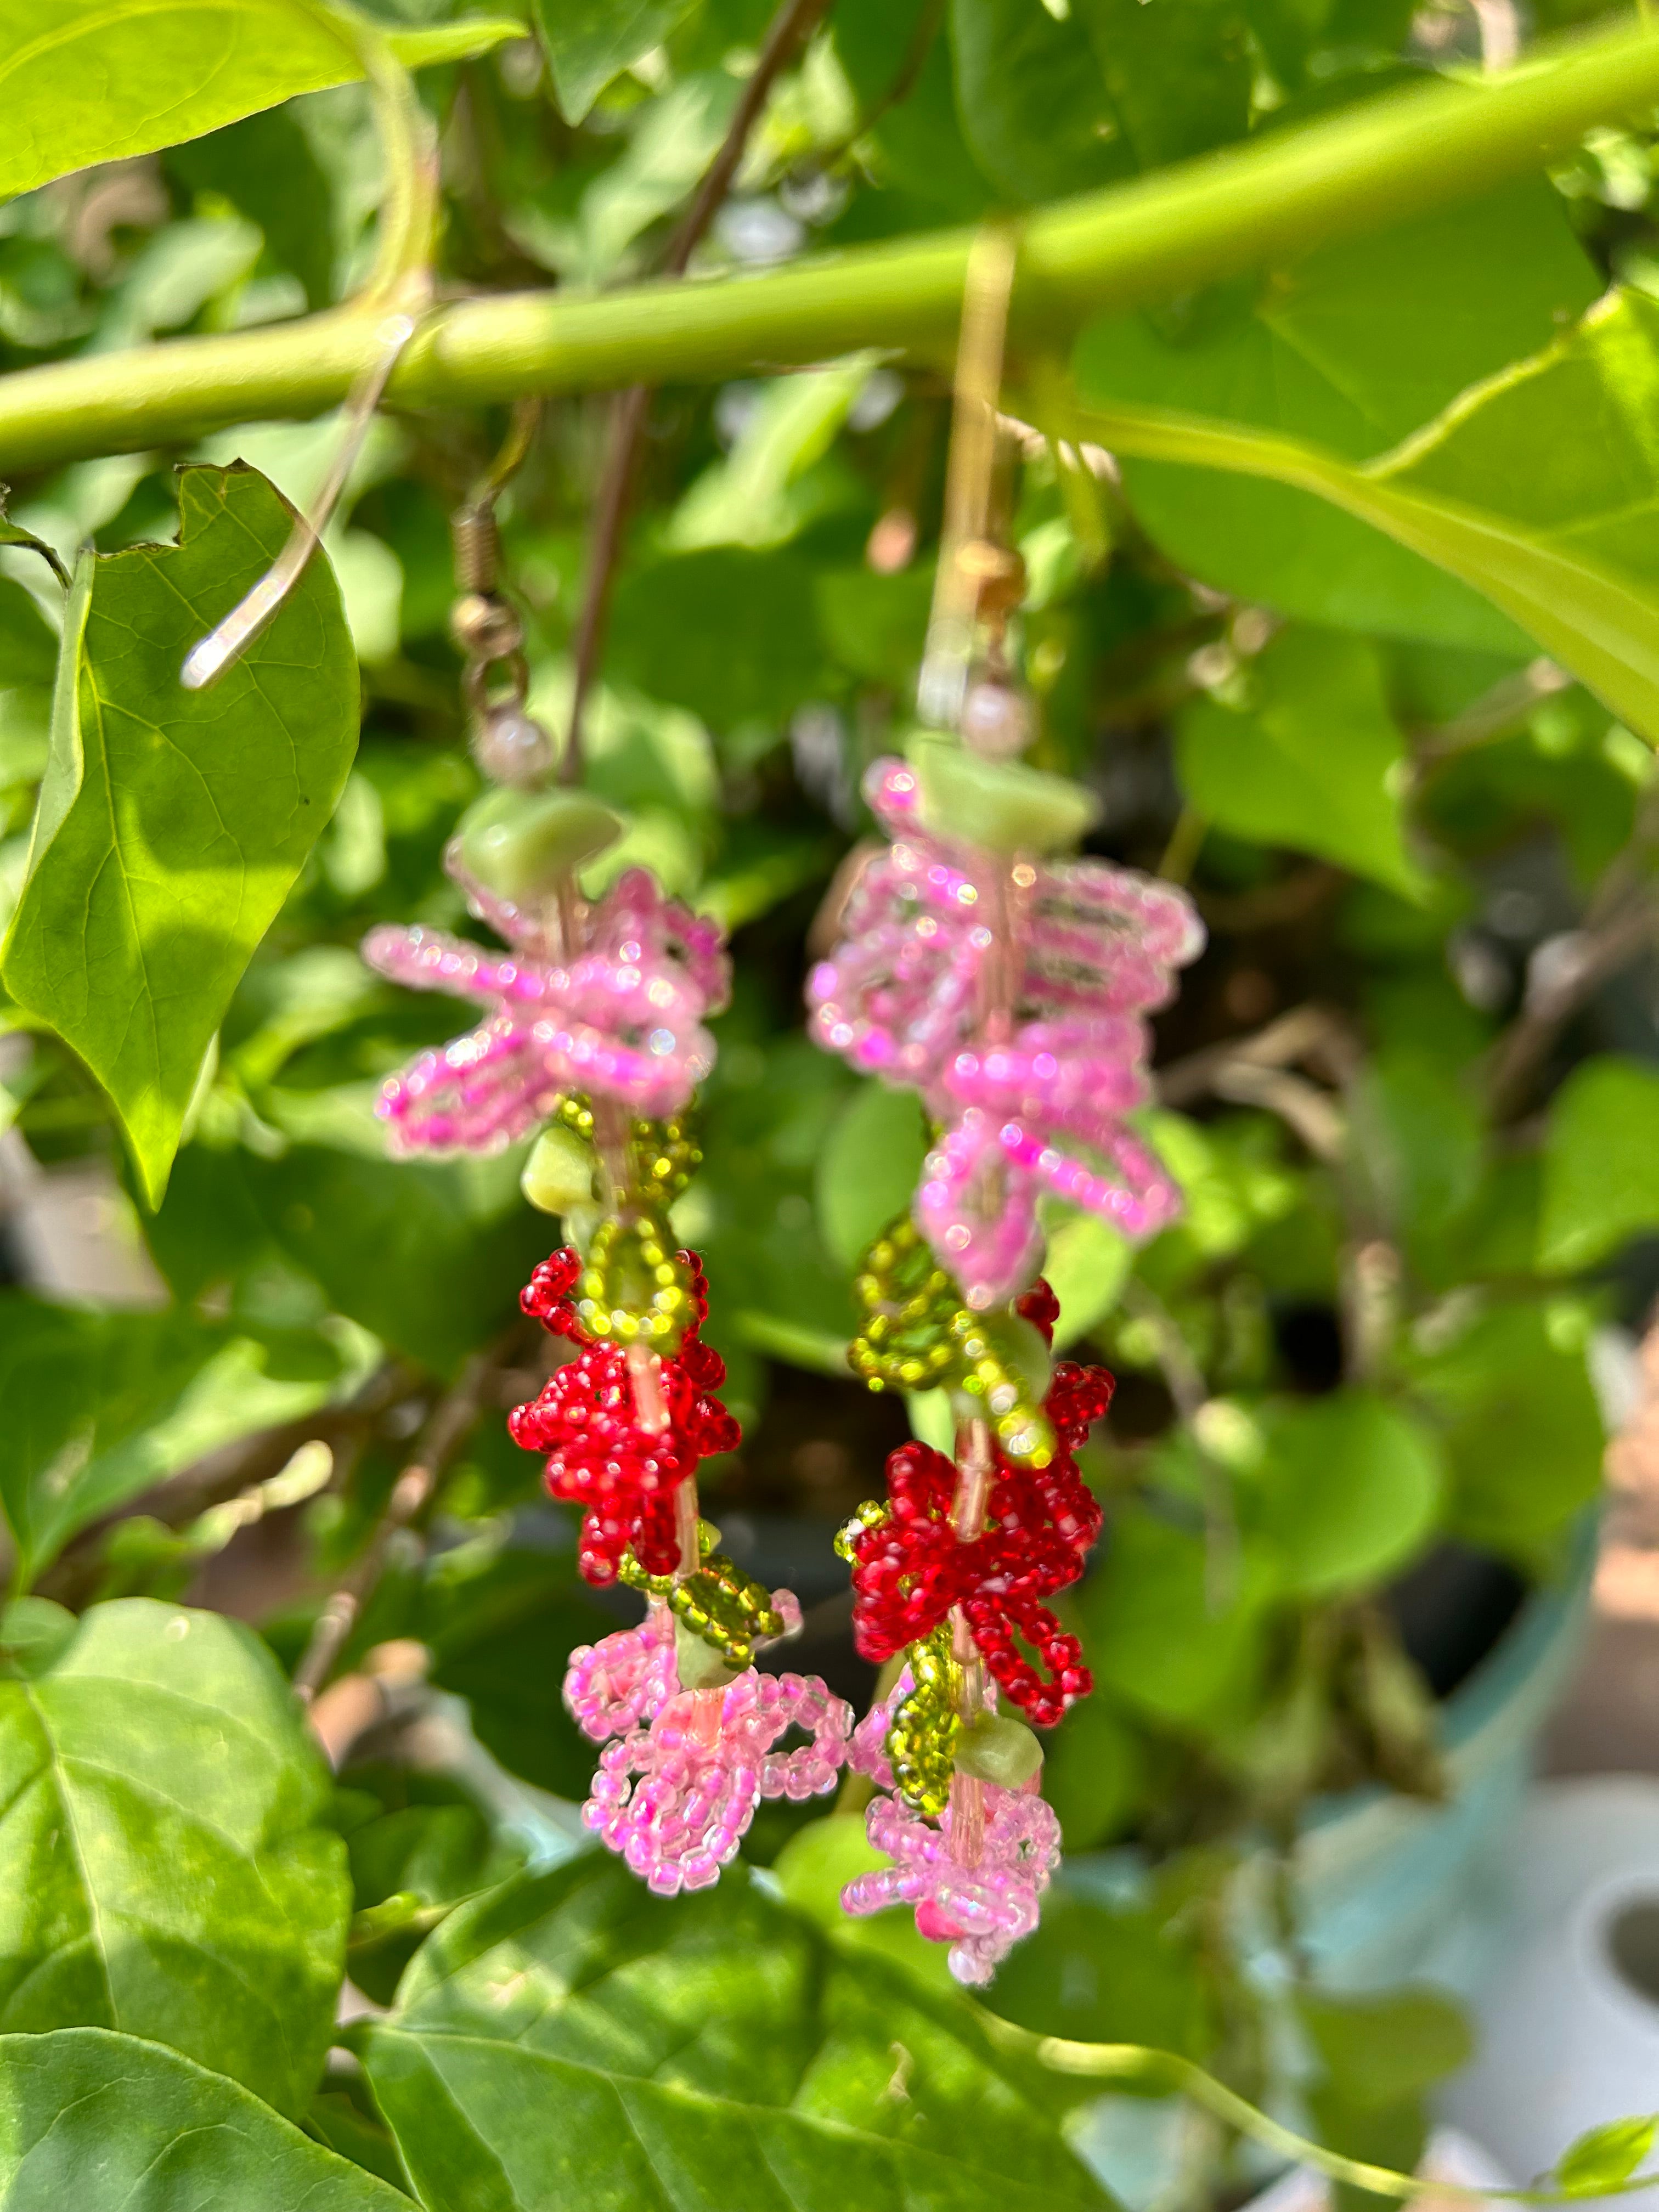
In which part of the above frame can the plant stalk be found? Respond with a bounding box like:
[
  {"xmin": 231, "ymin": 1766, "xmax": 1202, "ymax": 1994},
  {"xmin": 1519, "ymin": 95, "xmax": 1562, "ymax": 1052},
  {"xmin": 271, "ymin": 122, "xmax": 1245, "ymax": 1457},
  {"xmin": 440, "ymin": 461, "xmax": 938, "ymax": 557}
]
[{"xmin": 4, "ymin": 15, "xmax": 1659, "ymax": 472}]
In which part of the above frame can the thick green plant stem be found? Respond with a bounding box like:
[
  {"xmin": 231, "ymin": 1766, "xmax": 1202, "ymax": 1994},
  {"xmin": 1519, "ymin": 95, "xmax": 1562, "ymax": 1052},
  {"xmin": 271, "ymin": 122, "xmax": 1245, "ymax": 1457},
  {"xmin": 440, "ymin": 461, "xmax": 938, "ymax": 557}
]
[{"xmin": 2, "ymin": 12, "xmax": 1659, "ymax": 471}]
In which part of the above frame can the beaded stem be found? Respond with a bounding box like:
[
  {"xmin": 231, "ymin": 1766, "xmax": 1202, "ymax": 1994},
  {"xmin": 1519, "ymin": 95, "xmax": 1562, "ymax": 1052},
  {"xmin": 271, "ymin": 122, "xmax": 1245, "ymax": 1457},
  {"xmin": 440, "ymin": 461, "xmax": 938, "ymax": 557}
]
[{"xmin": 948, "ymin": 1414, "xmax": 994, "ymax": 1866}]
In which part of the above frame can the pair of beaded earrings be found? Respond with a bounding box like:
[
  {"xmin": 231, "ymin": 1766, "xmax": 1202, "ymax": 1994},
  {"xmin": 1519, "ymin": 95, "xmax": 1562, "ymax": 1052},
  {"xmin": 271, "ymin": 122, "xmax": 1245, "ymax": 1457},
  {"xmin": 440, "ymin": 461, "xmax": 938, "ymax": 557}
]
[{"xmin": 361, "ymin": 238, "xmax": 1204, "ymax": 1984}]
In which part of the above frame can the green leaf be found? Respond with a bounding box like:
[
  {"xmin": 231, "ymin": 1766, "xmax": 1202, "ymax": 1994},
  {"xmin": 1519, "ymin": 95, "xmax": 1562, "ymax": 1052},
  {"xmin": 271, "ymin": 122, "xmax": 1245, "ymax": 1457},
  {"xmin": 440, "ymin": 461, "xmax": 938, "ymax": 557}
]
[
  {"xmin": 338, "ymin": 1759, "xmax": 526, "ymax": 2006},
  {"xmin": 834, "ymin": 0, "xmax": 994, "ymax": 220},
  {"xmin": 0, "ymin": 2028, "xmax": 408, "ymax": 2210},
  {"xmin": 815, "ymin": 1079, "xmax": 930, "ymax": 1272},
  {"xmin": 1041, "ymin": 1205, "xmax": 1132, "ymax": 1347},
  {"xmin": 533, "ymin": 0, "xmax": 696, "ymax": 124},
  {"xmin": 417, "ymin": 1541, "xmax": 617, "ymax": 1798},
  {"xmin": 1407, "ymin": 1301, "xmax": 1604, "ymax": 1562},
  {"xmin": 1035, "ymin": 1691, "xmax": 1145, "ymax": 1849},
  {"xmin": 1075, "ymin": 180, "xmax": 1596, "ymax": 651},
  {"xmin": 815, "ymin": 565, "xmax": 934, "ymax": 689},
  {"xmin": 1555, "ymin": 2114, "xmax": 1659, "ymax": 2198},
  {"xmin": 0, "ymin": 574, "xmax": 58, "ymax": 789},
  {"xmin": 0, "ymin": 492, "xmax": 70, "ymax": 590},
  {"xmin": 983, "ymin": 1887, "xmax": 1211, "ymax": 2056},
  {"xmin": 1348, "ymin": 1046, "xmax": 1486, "ymax": 1262},
  {"xmin": 1177, "ymin": 626, "xmax": 1424, "ymax": 895},
  {"xmin": 167, "ymin": 106, "xmax": 338, "ymax": 312},
  {"xmin": 950, "ymin": 0, "xmax": 1132, "ymax": 205},
  {"xmin": 1299, "ymin": 1985, "xmax": 1474, "ymax": 2203},
  {"xmin": 0, "ymin": 1297, "xmax": 224, "ymax": 1583},
  {"xmin": 770, "ymin": 1812, "xmax": 956, "ymax": 1990},
  {"xmin": 0, "ymin": 0, "xmax": 518, "ymax": 204},
  {"xmin": 1299, "ymin": 1986, "xmax": 1474, "ymax": 2109},
  {"xmin": 242, "ymin": 1135, "xmax": 549, "ymax": 1371},
  {"xmin": 386, "ymin": 18, "xmax": 526, "ymax": 69},
  {"xmin": 1079, "ymin": 1505, "xmax": 1276, "ymax": 1724},
  {"xmin": 0, "ymin": 1597, "xmax": 349, "ymax": 2116},
  {"xmin": 2, "ymin": 465, "xmax": 357, "ymax": 1207},
  {"xmin": 1251, "ymin": 1393, "xmax": 1444, "ymax": 1599},
  {"xmin": 1070, "ymin": 0, "xmax": 1253, "ymax": 172},
  {"xmin": 356, "ymin": 1855, "xmax": 1114, "ymax": 2211},
  {"xmin": 608, "ymin": 547, "xmax": 824, "ymax": 737},
  {"xmin": 668, "ymin": 361, "xmax": 875, "ymax": 552},
  {"xmin": 1539, "ymin": 1056, "xmax": 1659, "ymax": 1273}
]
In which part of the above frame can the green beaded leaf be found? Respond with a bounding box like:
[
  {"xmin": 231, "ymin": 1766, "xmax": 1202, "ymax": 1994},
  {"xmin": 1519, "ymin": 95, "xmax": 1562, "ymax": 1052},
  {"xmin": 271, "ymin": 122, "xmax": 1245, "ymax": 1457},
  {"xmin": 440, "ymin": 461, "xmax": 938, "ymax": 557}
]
[
  {"xmin": 0, "ymin": 1598, "xmax": 349, "ymax": 2117},
  {"xmin": 887, "ymin": 1624, "xmax": 963, "ymax": 1817},
  {"xmin": 2, "ymin": 465, "xmax": 358, "ymax": 1207},
  {"xmin": 356, "ymin": 1855, "xmax": 1115, "ymax": 2212},
  {"xmin": 0, "ymin": 2028, "xmax": 410, "ymax": 2210}
]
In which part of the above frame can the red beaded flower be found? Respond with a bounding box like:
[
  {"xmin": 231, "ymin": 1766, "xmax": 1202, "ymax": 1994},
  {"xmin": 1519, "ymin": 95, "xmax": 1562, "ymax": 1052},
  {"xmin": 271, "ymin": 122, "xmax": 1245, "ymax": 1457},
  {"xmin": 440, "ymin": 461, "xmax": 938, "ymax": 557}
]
[
  {"xmin": 840, "ymin": 1359, "xmax": 1113, "ymax": 1728},
  {"xmin": 510, "ymin": 1247, "xmax": 739, "ymax": 1585}
]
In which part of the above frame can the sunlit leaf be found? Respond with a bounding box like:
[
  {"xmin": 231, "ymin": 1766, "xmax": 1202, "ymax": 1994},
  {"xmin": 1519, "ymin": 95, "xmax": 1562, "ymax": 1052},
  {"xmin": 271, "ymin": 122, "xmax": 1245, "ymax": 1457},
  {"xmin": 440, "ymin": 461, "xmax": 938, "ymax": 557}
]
[
  {"xmin": 0, "ymin": 2029, "xmax": 407, "ymax": 2210},
  {"xmin": 0, "ymin": 0, "xmax": 521, "ymax": 202},
  {"xmin": 357, "ymin": 1855, "xmax": 1114, "ymax": 2211},
  {"xmin": 2, "ymin": 465, "xmax": 358, "ymax": 1207},
  {"xmin": 0, "ymin": 1598, "xmax": 349, "ymax": 2116}
]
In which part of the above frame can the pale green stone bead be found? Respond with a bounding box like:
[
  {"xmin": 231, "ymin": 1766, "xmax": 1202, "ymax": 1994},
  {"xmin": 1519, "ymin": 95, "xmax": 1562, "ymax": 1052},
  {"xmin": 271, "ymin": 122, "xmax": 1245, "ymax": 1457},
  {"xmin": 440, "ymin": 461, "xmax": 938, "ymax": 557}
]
[
  {"xmin": 906, "ymin": 730, "xmax": 1099, "ymax": 855},
  {"xmin": 675, "ymin": 1618, "xmax": 741, "ymax": 1690},
  {"xmin": 955, "ymin": 1711, "xmax": 1045, "ymax": 1789},
  {"xmin": 520, "ymin": 1124, "xmax": 597, "ymax": 1215},
  {"xmin": 456, "ymin": 786, "xmax": 624, "ymax": 901}
]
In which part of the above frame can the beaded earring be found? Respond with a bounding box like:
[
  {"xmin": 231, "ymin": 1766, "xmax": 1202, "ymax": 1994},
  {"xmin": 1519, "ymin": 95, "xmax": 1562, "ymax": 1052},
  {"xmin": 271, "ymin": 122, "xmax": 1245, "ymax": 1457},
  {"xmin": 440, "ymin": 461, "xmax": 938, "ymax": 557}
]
[
  {"xmin": 809, "ymin": 229, "xmax": 1205, "ymax": 1984},
  {"xmin": 362, "ymin": 414, "xmax": 851, "ymax": 1897}
]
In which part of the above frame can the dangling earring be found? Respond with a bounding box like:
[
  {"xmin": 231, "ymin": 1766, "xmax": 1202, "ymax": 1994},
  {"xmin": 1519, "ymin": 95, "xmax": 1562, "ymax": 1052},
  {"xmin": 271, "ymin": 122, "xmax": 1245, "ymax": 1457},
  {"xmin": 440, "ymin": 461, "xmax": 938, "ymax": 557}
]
[
  {"xmin": 809, "ymin": 227, "xmax": 1206, "ymax": 1986},
  {"xmin": 360, "ymin": 404, "xmax": 853, "ymax": 1897}
]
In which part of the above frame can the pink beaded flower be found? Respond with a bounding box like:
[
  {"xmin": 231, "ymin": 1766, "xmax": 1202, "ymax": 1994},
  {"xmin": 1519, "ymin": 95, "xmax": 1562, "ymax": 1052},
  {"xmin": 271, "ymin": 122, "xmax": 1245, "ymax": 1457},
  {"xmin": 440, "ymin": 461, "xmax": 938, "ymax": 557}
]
[
  {"xmin": 563, "ymin": 1605, "xmax": 680, "ymax": 1743},
  {"xmin": 842, "ymin": 1673, "xmax": 1060, "ymax": 1986},
  {"xmin": 566, "ymin": 1602, "xmax": 853, "ymax": 1896},
  {"xmin": 808, "ymin": 758, "xmax": 1204, "ymax": 1306},
  {"xmin": 362, "ymin": 862, "xmax": 730, "ymax": 1153}
]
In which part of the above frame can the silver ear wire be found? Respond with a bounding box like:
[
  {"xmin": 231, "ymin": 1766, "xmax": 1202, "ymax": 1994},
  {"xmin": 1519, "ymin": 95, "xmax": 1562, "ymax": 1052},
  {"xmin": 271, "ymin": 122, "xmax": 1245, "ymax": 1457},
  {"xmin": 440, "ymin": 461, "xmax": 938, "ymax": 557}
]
[{"xmin": 180, "ymin": 298, "xmax": 422, "ymax": 691}]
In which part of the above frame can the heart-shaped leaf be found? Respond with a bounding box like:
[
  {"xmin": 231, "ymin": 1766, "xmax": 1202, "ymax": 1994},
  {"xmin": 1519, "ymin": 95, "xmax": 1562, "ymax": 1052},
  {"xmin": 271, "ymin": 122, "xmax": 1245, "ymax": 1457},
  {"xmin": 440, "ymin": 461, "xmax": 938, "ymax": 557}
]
[
  {"xmin": 0, "ymin": 1596, "xmax": 349, "ymax": 2117},
  {"xmin": 357, "ymin": 1854, "xmax": 1114, "ymax": 2211},
  {"xmin": 3, "ymin": 463, "xmax": 358, "ymax": 1205},
  {"xmin": 0, "ymin": 2027, "xmax": 408, "ymax": 2209},
  {"xmin": 1249, "ymin": 1393, "xmax": 1444, "ymax": 1598},
  {"xmin": 0, "ymin": 0, "xmax": 523, "ymax": 202}
]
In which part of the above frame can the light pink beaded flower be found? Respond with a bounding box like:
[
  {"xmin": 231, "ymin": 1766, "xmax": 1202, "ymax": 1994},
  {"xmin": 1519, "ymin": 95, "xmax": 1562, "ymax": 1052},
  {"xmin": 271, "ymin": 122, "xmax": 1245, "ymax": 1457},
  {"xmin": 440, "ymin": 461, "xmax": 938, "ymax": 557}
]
[
  {"xmin": 841, "ymin": 1668, "xmax": 1062, "ymax": 1987},
  {"xmin": 563, "ymin": 1606, "xmax": 680, "ymax": 1742},
  {"xmin": 807, "ymin": 758, "xmax": 1204, "ymax": 1306},
  {"xmin": 563, "ymin": 1598, "xmax": 853, "ymax": 1897},
  {"xmin": 362, "ymin": 861, "xmax": 730, "ymax": 1153}
]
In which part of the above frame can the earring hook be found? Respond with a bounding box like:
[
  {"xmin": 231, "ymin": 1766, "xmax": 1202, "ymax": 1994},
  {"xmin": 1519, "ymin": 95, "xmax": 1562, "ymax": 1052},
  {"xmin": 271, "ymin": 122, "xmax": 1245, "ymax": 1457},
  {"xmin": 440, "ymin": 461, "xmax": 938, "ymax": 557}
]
[
  {"xmin": 917, "ymin": 222, "xmax": 1020, "ymax": 733},
  {"xmin": 180, "ymin": 278, "xmax": 429, "ymax": 692}
]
